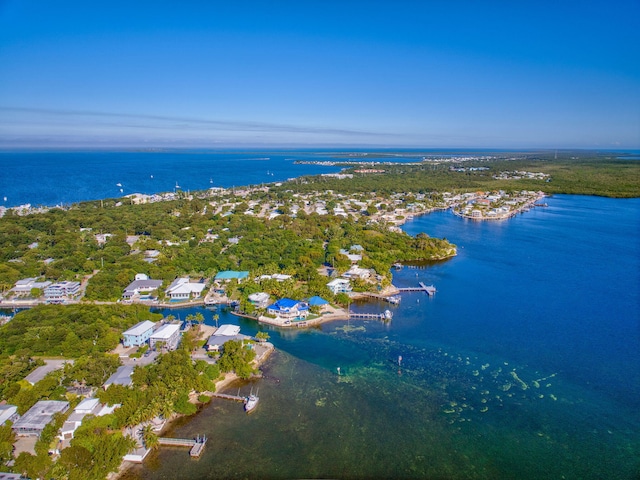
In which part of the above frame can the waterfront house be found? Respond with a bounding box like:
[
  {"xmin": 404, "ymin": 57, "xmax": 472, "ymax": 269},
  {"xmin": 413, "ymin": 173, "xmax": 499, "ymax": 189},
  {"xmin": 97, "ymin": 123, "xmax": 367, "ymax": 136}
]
[
  {"xmin": 342, "ymin": 266, "xmax": 371, "ymax": 280},
  {"xmin": 122, "ymin": 320, "xmax": 155, "ymax": 347},
  {"xmin": 122, "ymin": 274, "xmax": 163, "ymax": 301},
  {"xmin": 248, "ymin": 292, "xmax": 271, "ymax": 308},
  {"xmin": 266, "ymin": 298, "xmax": 309, "ymax": 321},
  {"xmin": 12, "ymin": 400, "xmax": 69, "ymax": 437},
  {"xmin": 165, "ymin": 277, "xmax": 206, "ymax": 301},
  {"xmin": 206, "ymin": 324, "xmax": 250, "ymax": 352},
  {"xmin": 326, "ymin": 278, "xmax": 352, "ymax": 294},
  {"xmin": 44, "ymin": 281, "xmax": 80, "ymax": 303},
  {"xmin": 149, "ymin": 323, "xmax": 181, "ymax": 351}
]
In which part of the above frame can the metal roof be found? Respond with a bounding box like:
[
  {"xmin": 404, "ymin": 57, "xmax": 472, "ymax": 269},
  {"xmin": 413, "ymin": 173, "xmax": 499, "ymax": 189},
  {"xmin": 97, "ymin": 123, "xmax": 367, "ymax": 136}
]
[{"xmin": 122, "ymin": 320, "xmax": 155, "ymax": 337}]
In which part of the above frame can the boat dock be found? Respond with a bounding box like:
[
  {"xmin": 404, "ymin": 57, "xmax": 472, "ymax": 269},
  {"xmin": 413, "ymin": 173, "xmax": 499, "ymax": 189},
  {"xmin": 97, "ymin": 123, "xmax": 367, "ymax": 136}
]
[
  {"xmin": 210, "ymin": 392, "xmax": 246, "ymax": 402},
  {"xmin": 397, "ymin": 282, "xmax": 436, "ymax": 296},
  {"xmin": 349, "ymin": 310, "xmax": 393, "ymax": 320},
  {"xmin": 158, "ymin": 435, "xmax": 207, "ymax": 458}
]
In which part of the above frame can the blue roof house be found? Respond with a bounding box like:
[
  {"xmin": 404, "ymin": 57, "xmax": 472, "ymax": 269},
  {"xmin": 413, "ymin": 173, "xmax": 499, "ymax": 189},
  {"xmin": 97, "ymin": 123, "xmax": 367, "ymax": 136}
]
[{"xmin": 267, "ymin": 298, "xmax": 309, "ymax": 321}]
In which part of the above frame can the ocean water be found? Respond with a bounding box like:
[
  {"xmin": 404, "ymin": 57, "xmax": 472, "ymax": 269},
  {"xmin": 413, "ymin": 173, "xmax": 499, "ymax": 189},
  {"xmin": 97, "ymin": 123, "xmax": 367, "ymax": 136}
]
[
  {"xmin": 0, "ymin": 149, "xmax": 431, "ymax": 207},
  {"xmin": 120, "ymin": 194, "xmax": 640, "ymax": 480}
]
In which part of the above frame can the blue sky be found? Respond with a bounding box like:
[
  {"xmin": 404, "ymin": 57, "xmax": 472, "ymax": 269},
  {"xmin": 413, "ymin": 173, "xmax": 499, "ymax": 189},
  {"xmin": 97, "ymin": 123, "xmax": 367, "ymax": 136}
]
[{"xmin": 0, "ymin": 1, "xmax": 638, "ymax": 148}]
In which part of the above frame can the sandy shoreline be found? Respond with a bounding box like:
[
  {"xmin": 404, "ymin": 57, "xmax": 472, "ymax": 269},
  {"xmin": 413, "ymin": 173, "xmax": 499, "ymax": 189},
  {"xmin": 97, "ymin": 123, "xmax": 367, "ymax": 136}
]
[{"xmin": 110, "ymin": 342, "xmax": 274, "ymax": 479}]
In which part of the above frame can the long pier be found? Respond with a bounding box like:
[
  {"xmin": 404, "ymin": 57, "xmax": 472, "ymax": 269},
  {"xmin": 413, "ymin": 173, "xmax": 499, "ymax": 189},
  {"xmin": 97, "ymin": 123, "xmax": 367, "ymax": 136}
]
[
  {"xmin": 349, "ymin": 310, "xmax": 393, "ymax": 320},
  {"xmin": 397, "ymin": 282, "xmax": 436, "ymax": 296},
  {"xmin": 158, "ymin": 435, "xmax": 207, "ymax": 458},
  {"xmin": 210, "ymin": 392, "xmax": 246, "ymax": 402}
]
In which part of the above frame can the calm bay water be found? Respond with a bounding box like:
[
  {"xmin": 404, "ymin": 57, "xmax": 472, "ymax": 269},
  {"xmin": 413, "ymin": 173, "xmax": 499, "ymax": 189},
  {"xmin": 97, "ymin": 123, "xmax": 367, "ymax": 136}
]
[
  {"xmin": 0, "ymin": 149, "xmax": 433, "ymax": 207},
  {"xmin": 1, "ymin": 151, "xmax": 637, "ymax": 478},
  {"xmin": 121, "ymin": 194, "xmax": 639, "ymax": 480}
]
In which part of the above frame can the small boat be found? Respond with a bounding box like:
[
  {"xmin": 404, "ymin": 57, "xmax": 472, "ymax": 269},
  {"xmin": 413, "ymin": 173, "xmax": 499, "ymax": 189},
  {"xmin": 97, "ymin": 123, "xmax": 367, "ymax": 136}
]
[
  {"xmin": 244, "ymin": 390, "xmax": 259, "ymax": 413},
  {"xmin": 116, "ymin": 182, "xmax": 122, "ymax": 187},
  {"xmin": 386, "ymin": 295, "xmax": 401, "ymax": 305}
]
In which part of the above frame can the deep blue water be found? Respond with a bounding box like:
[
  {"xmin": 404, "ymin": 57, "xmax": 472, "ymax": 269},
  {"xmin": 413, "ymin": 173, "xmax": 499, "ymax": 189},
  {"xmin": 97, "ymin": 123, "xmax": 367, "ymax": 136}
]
[
  {"xmin": 127, "ymin": 194, "xmax": 640, "ymax": 479},
  {"xmin": 1, "ymin": 151, "xmax": 638, "ymax": 477},
  {"xmin": 0, "ymin": 149, "xmax": 430, "ymax": 207}
]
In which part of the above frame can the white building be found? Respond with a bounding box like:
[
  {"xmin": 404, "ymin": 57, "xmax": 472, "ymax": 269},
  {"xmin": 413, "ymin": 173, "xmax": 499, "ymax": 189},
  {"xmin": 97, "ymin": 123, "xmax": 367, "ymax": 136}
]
[
  {"xmin": 122, "ymin": 275, "xmax": 163, "ymax": 301},
  {"xmin": 165, "ymin": 277, "xmax": 206, "ymax": 301},
  {"xmin": 149, "ymin": 323, "xmax": 181, "ymax": 351},
  {"xmin": 248, "ymin": 292, "xmax": 271, "ymax": 308},
  {"xmin": 11, "ymin": 278, "xmax": 51, "ymax": 295},
  {"xmin": 342, "ymin": 266, "xmax": 371, "ymax": 280},
  {"xmin": 205, "ymin": 324, "xmax": 248, "ymax": 352},
  {"xmin": 59, "ymin": 398, "xmax": 102, "ymax": 440},
  {"xmin": 44, "ymin": 281, "xmax": 80, "ymax": 303},
  {"xmin": 327, "ymin": 278, "xmax": 352, "ymax": 294}
]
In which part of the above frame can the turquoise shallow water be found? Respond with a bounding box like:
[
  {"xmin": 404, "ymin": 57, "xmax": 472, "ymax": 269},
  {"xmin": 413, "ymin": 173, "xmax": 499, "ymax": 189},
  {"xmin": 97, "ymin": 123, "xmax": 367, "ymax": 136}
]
[{"xmin": 123, "ymin": 194, "xmax": 639, "ymax": 479}]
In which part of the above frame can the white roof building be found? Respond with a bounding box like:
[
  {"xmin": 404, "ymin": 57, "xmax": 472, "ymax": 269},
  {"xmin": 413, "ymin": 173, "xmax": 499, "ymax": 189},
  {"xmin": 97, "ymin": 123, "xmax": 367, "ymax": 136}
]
[
  {"xmin": 11, "ymin": 278, "xmax": 52, "ymax": 295},
  {"xmin": 248, "ymin": 292, "xmax": 270, "ymax": 308},
  {"xmin": 215, "ymin": 324, "xmax": 241, "ymax": 336},
  {"xmin": 206, "ymin": 324, "xmax": 247, "ymax": 352},
  {"xmin": 165, "ymin": 277, "xmax": 206, "ymax": 300},
  {"xmin": 149, "ymin": 323, "xmax": 181, "ymax": 351},
  {"xmin": 342, "ymin": 266, "xmax": 371, "ymax": 280},
  {"xmin": 327, "ymin": 278, "xmax": 352, "ymax": 294},
  {"xmin": 122, "ymin": 277, "xmax": 163, "ymax": 300}
]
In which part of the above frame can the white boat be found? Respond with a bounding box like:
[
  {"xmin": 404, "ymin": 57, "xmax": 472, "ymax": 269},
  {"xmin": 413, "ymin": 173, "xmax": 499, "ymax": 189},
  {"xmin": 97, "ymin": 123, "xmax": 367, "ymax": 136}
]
[
  {"xmin": 244, "ymin": 390, "xmax": 259, "ymax": 413},
  {"xmin": 386, "ymin": 295, "xmax": 401, "ymax": 305}
]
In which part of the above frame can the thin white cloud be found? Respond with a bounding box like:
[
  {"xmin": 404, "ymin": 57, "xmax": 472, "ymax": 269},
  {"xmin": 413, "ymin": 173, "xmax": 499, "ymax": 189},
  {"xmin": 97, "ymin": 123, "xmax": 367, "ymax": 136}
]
[{"xmin": 0, "ymin": 106, "xmax": 392, "ymax": 138}]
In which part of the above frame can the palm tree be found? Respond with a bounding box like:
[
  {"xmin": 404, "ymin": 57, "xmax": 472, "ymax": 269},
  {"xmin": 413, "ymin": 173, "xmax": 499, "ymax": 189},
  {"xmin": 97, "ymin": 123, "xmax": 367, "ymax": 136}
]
[
  {"xmin": 139, "ymin": 424, "xmax": 159, "ymax": 450},
  {"xmin": 213, "ymin": 314, "xmax": 219, "ymax": 329}
]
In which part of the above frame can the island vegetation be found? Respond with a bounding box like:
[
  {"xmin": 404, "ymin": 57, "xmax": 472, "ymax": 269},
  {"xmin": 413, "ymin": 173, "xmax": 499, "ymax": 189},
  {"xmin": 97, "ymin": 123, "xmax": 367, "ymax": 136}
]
[{"xmin": 0, "ymin": 151, "xmax": 637, "ymax": 478}]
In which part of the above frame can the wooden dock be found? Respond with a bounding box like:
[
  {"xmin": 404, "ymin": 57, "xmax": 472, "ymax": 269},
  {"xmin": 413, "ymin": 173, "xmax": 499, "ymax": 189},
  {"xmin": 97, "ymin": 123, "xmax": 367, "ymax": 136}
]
[
  {"xmin": 158, "ymin": 435, "xmax": 207, "ymax": 458},
  {"xmin": 397, "ymin": 282, "xmax": 436, "ymax": 296},
  {"xmin": 211, "ymin": 392, "xmax": 246, "ymax": 402}
]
